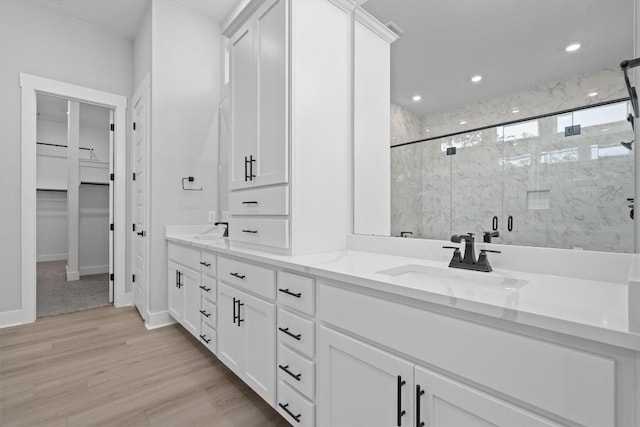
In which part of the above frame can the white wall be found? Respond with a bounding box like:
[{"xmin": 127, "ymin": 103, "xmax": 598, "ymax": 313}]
[
  {"xmin": 148, "ymin": 0, "xmax": 221, "ymax": 315},
  {"xmin": 134, "ymin": 6, "xmax": 152, "ymax": 90},
  {"xmin": 0, "ymin": 0, "xmax": 132, "ymax": 313},
  {"xmin": 79, "ymin": 185, "xmax": 109, "ymax": 275},
  {"xmin": 36, "ymin": 191, "xmax": 68, "ymax": 262}
]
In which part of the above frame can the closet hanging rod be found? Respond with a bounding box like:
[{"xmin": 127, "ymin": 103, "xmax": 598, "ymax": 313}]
[
  {"xmin": 37, "ymin": 188, "xmax": 67, "ymax": 192},
  {"xmin": 37, "ymin": 142, "xmax": 93, "ymax": 152},
  {"xmin": 80, "ymin": 182, "xmax": 109, "ymax": 186}
]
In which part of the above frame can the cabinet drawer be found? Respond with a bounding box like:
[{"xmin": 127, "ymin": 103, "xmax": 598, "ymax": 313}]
[
  {"xmin": 318, "ymin": 283, "xmax": 615, "ymax": 427},
  {"xmin": 277, "ymin": 381, "xmax": 314, "ymax": 427},
  {"xmin": 168, "ymin": 243, "xmax": 200, "ymax": 271},
  {"xmin": 229, "ymin": 186, "xmax": 289, "ymax": 215},
  {"xmin": 278, "ymin": 309, "xmax": 314, "ymax": 358},
  {"xmin": 278, "ymin": 344, "xmax": 315, "ymax": 400},
  {"xmin": 200, "ymin": 251, "xmax": 216, "ymax": 278},
  {"xmin": 229, "ymin": 218, "xmax": 289, "ymax": 249},
  {"xmin": 218, "ymin": 257, "xmax": 276, "ymax": 300},
  {"xmin": 201, "ymin": 299, "xmax": 216, "ymax": 329},
  {"xmin": 198, "ymin": 322, "xmax": 217, "ymax": 354},
  {"xmin": 277, "ymin": 271, "xmax": 315, "ymax": 316},
  {"xmin": 200, "ymin": 275, "xmax": 216, "ymax": 303}
]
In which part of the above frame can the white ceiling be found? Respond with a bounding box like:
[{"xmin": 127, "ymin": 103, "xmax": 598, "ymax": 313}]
[
  {"xmin": 37, "ymin": 94, "xmax": 111, "ymax": 129},
  {"xmin": 20, "ymin": 0, "xmax": 241, "ymax": 39},
  {"xmin": 362, "ymin": 0, "xmax": 634, "ymax": 117}
]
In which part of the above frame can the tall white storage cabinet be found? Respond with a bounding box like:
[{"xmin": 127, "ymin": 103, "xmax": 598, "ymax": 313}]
[{"xmin": 224, "ymin": 0, "xmax": 353, "ymax": 255}]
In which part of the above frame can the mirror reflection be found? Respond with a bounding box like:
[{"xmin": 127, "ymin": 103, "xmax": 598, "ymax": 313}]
[{"xmin": 360, "ymin": 0, "xmax": 636, "ymax": 252}]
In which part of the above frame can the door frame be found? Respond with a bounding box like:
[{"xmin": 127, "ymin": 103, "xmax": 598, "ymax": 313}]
[
  {"xmin": 130, "ymin": 73, "xmax": 151, "ymax": 322},
  {"xmin": 21, "ymin": 73, "xmax": 129, "ymax": 324}
]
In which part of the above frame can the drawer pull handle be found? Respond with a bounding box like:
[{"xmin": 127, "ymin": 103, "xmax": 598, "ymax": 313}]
[
  {"xmin": 199, "ymin": 334, "xmax": 211, "ymax": 344},
  {"xmin": 278, "ymin": 327, "xmax": 301, "ymax": 341},
  {"xmin": 416, "ymin": 384, "xmax": 425, "ymax": 427},
  {"xmin": 199, "ymin": 285, "xmax": 212, "ymax": 292},
  {"xmin": 397, "ymin": 375, "xmax": 406, "ymax": 426},
  {"xmin": 278, "ymin": 288, "xmax": 302, "ymax": 298},
  {"xmin": 200, "ymin": 261, "xmax": 212, "ymax": 267},
  {"xmin": 230, "ymin": 272, "xmax": 246, "ymax": 280},
  {"xmin": 199, "ymin": 310, "xmax": 211, "ymax": 318},
  {"xmin": 242, "ymin": 229, "xmax": 258, "ymax": 234},
  {"xmin": 242, "ymin": 201, "xmax": 259, "ymax": 204},
  {"xmin": 278, "ymin": 364, "xmax": 302, "ymax": 381},
  {"xmin": 278, "ymin": 403, "xmax": 301, "ymax": 423}
]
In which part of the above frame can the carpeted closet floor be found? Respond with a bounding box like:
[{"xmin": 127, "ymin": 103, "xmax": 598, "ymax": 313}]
[{"xmin": 37, "ymin": 260, "xmax": 110, "ymax": 318}]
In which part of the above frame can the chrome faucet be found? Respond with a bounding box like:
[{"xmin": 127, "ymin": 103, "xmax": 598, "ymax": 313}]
[{"xmin": 444, "ymin": 232, "xmax": 500, "ymax": 272}]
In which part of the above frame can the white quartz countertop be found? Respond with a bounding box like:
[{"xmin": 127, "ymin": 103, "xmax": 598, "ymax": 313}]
[{"xmin": 166, "ymin": 232, "xmax": 640, "ymax": 351}]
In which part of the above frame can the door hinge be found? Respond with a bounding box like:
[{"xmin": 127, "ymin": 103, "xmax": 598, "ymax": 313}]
[
  {"xmin": 133, "ymin": 122, "xmax": 136, "ymax": 131},
  {"xmin": 132, "ymin": 274, "xmax": 136, "ymax": 283},
  {"xmin": 110, "ymin": 173, "xmax": 114, "ymax": 181},
  {"xmin": 110, "ymin": 273, "xmax": 114, "ymax": 281},
  {"xmin": 110, "ymin": 223, "xmax": 114, "ymax": 231},
  {"xmin": 110, "ymin": 123, "xmax": 115, "ymax": 132},
  {"xmin": 132, "ymin": 173, "xmax": 136, "ymax": 181},
  {"xmin": 132, "ymin": 224, "xmax": 136, "ymax": 232}
]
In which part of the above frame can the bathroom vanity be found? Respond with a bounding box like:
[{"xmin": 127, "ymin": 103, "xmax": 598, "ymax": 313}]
[{"xmin": 166, "ymin": 230, "xmax": 640, "ymax": 427}]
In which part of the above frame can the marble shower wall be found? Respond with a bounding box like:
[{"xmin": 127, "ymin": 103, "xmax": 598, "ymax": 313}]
[{"xmin": 391, "ymin": 101, "xmax": 635, "ymax": 252}]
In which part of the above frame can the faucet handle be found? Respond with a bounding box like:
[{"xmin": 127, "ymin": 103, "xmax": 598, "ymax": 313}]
[
  {"xmin": 480, "ymin": 249, "xmax": 501, "ymax": 254},
  {"xmin": 442, "ymin": 246, "xmax": 459, "ymax": 249}
]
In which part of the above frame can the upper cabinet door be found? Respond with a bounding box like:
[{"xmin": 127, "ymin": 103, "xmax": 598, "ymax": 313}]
[
  {"xmin": 230, "ymin": 22, "xmax": 257, "ymax": 190},
  {"xmin": 254, "ymin": 0, "xmax": 287, "ymax": 188},
  {"xmin": 229, "ymin": 0, "xmax": 287, "ymax": 191}
]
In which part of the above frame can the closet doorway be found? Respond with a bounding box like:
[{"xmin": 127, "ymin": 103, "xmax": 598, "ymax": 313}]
[
  {"xmin": 35, "ymin": 94, "xmax": 113, "ymax": 317},
  {"xmin": 21, "ymin": 73, "xmax": 128, "ymax": 325}
]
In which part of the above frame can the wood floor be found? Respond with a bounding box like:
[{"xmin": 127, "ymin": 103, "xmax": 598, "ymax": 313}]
[{"xmin": 0, "ymin": 307, "xmax": 290, "ymax": 427}]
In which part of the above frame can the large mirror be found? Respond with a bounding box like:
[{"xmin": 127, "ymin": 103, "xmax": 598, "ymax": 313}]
[{"xmin": 359, "ymin": 0, "xmax": 636, "ymax": 252}]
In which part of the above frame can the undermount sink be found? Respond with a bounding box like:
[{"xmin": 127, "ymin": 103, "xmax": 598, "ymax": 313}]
[{"xmin": 377, "ymin": 264, "xmax": 528, "ymax": 289}]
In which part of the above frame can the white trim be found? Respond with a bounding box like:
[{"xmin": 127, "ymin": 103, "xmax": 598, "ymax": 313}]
[
  {"xmin": 145, "ymin": 310, "xmax": 177, "ymax": 330},
  {"xmin": 222, "ymin": 0, "xmax": 258, "ymax": 37},
  {"xmin": 19, "ymin": 73, "xmax": 130, "ymax": 326},
  {"xmin": 37, "ymin": 254, "xmax": 67, "ymax": 262},
  {"xmin": 0, "ymin": 310, "xmax": 26, "ymax": 329},
  {"xmin": 353, "ymin": 7, "xmax": 399, "ymax": 43},
  {"xmin": 66, "ymin": 265, "xmax": 80, "ymax": 281},
  {"xmin": 79, "ymin": 265, "xmax": 109, "ymax": 276}
]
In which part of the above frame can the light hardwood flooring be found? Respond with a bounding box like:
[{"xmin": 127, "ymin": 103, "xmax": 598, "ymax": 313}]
[{"xmin": 0, "ymin": 306, "xmax": 290, "ymax": 427}]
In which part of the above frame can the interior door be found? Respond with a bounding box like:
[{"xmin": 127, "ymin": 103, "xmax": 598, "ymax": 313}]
[
  {"xmin": 132, "ymin": 76, "xmax": 150, "ymax": 319},
  {"xmin": 317, "ymin": 326, "xmax": 414, "ymax": 427},
  {"xmin": 108, "ymin": 109, "xmax": 114, "ymax": 303}
]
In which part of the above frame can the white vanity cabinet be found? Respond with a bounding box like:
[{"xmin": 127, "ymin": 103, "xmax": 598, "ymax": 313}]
[
  {"xmin": 225, "ymin": 0, "xmax": 395, "ymax": 254},
  {"xmin": 217, "ymin": 257, "xmax": 277, "ymax": 405},
  {"xmin": 167, "ymin": 243, "xmax": 218, "ymax": 352}
]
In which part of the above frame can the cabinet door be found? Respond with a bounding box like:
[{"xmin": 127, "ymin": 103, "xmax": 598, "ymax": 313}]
[
  {"xmin": 318, "ymin": 326, "xmax": 414, "ymax": 427},
  {"xmin": 217, "ymin": 283, "xmax": 243, "ymax": 374},
  {"xmin": 240, "ymin": 290, "xmax": 276, "ymax": 405},
  {"xmin": 230, "ymin": 21, "xmax": 257, "ymax": 190},
  {"xmin": 253, "ymin": 0, "xmax": 287, "ymax": 188},
  {"xmin": 167, "ymin": 262, "xmax": 184, "ymax": 323},
  {"xmin": 414, "ymin": 366, "xmax": 560, "ymax": 427},
  {"xmin": 181, "ymin": 267, "xmax": 201, "ymax": 338}
]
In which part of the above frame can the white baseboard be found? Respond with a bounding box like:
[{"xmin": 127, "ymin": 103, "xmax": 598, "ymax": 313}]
[
  {"xmin": 115, "ymin": 292, "xmax": 132, "ymax": 308},
  {"xmin": 0, "ymin": 309, "xmax": 32, "ymax": 329},
  {"xmin": 37, "ymin": 253, "xmax": 67, "ymax": 262},
  {"xmin": 66, "ymin": 266, "xmax": 80, "ymax": 281},
  {"xmin": 145, "ymin": 310, "xmax": 177, "ymax": 330},
  {"xmin": 79, "ymin": 265, "xmax": 109, "ymax": 276}
]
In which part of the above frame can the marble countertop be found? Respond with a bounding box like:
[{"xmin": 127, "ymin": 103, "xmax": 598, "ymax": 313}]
[{"xmin": 166, "ymin": 231, "xmax": 640, "ymax": 351}]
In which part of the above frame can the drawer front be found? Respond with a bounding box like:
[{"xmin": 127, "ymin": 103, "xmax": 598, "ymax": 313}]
[
  {"xmin": 200, "ymin": 251, "xmax": 216, "ymax": 278},
  {"xmin": 200, "ymin": 275, "xmax": 216, "ymax": 303},
  {"xmin": 277, "ymin": 271, "xmax": 315, "ymax": 316},
  {"xmin": 229, "ymin": 186, "xmax": 289, "ymax": 216},
  {"xmin": 318, "ymin": 283, "xmax": 615, "ymax": 427},
  {"xmin": 218, "ymin": 257, "xmax": 276, "ymax": 300},
  {"xmin": 198, "ymin": 321, "xmax": 217, "ymax": 354},
  {"xmin": 168, "ymin": 243, "xmax": 200, "ymax": 271},
  {"xmin": 228, "ymin": 218, "xmax": 289, "ymax": 249},
  {"xmin": 278, "ymin": 309, "xmax": 315, "ymax": 358},
  {"xmin": 277, "ymin": 381, "xmax": 314, "ymax": 427},
  {"xmin": 278, "ymin": 344, "xmax": 315, "ymax": 400},
  {"xmin": 201, "ymin": 298, "xmax": 216, "ymax": 329}
]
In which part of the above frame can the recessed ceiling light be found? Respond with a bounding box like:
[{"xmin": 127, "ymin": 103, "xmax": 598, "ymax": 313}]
[
  {"xmin": 601, "ymin": 128, "xmax": 609, "ymax": 132},
  {"xmin": 424, "ymin": 128, "xmax": 431, "ymax": 132},
  {"xmin": 412, "ymin": 95, "xmax": 422, "ymax": 102},
  {"xmin": 588, "ymin": 91, "xmax": 598, "ymax": 97},
  {"xmin": 471, "ymin": 75, "xmax": 482, "ymax": 83},
  {"xmin": 565, "ymin": 43, "xmax": 581, "ymax": 52},
  {"xmin": 459, "ymin": 120, "xmax": 467, "ymax": 125},
  {"xmin": 512, "ymin": 108, "xmax": 520, "ymax": 113}
]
